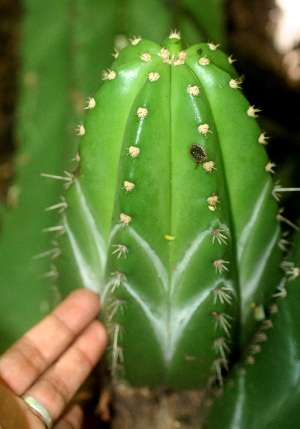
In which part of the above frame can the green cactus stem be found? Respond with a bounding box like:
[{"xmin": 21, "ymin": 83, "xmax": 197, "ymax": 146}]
[{"xmin": 51, "ymin": 31, "xmax": 282, "ymax": 388}]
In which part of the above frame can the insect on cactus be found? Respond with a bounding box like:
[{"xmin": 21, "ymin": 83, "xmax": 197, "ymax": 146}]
[{"xmin": 44, "ymin": 30, "xmax": 284, "ymax": 390}]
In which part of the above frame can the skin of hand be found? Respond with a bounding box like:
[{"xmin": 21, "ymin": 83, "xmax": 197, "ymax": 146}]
[{"xmin": 0, "ymin": 289, "xmax": 108, "ymax": 429}]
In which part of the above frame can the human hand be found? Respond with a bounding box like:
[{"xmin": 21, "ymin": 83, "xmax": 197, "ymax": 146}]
[{"xmin": 0, "ymin": 289, "xmax": 107, "ymax": 428}]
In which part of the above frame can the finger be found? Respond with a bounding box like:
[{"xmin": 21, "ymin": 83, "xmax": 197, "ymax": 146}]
[
  {"xmin": 24, "ymin": 319, "xmax": 107, "ymax": 422},
  {"xmin": 0, "ymin": 289, "xmax": 100, "ymax": 395},
  {"xmin": 54, "ymin": 404, "xmax": 83, "ymax": 429}
]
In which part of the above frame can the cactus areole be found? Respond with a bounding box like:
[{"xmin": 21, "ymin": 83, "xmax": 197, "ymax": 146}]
[{"xmin": 55, "ymin": 32, "xmax": 282, "ymax": 388}]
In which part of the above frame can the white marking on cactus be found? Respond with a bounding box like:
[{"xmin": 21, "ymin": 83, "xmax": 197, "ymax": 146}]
[
  {"xmin": 212, "ymin": 311, "xmax": 233, "ymax": 337},
  {"xmin": 203, "ymin": 161, "xmax": 216, "ymax": 173},
  {"xmin": 174, "ymin": 59, "xmax": 185, "ymax": 66},
  {"xmin": 127, "ymin": 146, "xmax": 140, "ymax": 158},
  {"xmin": 136, "ymin": 107, "xmax": 148, "ymax": 118},
  {"xmin": 148, "ymin": 72, "xmax": 160, "ymax": 82},
  {"xmin": 188, "ymin": 85, "xmax": 200, "ymax": 96},
  {"xmin": 198, "ymin": 123, "xmax": 212, "ymax": 137},
  {"xmin": 229, "ymin": 78, "xmax": 242, "ymax": 89},
  {"xmin": 102, "ymin": 69, "xmax": 116, "ymax": 80},
  {"xmin": 111, "ymin": 271, "xmax": 127, "ymax": 292},
  {"xmin": 107, "ymin": 298, "xmax": 127, "ymax": 321},
  {"xmin": 140, "ymin": 51, "xmax": 151, "ymax": 62},
  {"xmin": 208, "ymin": 42, "xmax": 220, "ymax": 50},
  {"xmin": 213, "ymin": 337, "xmax": 230, "ymax": 367},
  {"xmin": 122, "ymin": 181, "xmax": 135, "ymax": 192},
  {"xmin": 169, "ymin": 29, "xmax": 181, "ymax": 39},
  {"xmin": 129, "ymin": 35, "xmax": 142, "ymax": 45},
  {"xmin": 247, "ymin": 105, "xmax": 261, "ymax": 117},
  {"xmin": 41, "ymin": 172, "xmax": 74, "ymax": 189},
  {"xmin": 111, "ymin": 48, "xmax": 119, "ymax": 58},
  {"xmin": 213, "ymin": 286, "xmax": 233, "ymax": 305},
  {"xmin": 85, "ymin": 97, "xmax": 96, "ymax": 109},
  {"xmin": 228, "ymin": 54, "xmax": 236, "ymax": 64},
  {"xmin": 75, "ymin": 124, "xmax": 85, "ymax": 136},
  {"xmin": 120, "ymin": 213, "xmax": 131, "ymax": 227},
  {"xmin": 199, "ymin": 56, "xmax": 211, "ymax": 65},
  {"xmin": 258, "ymin": 132, "xmax": 269, "ymax": 144},
  {"xmin": 214, "ymin": 259, "xmax": 230, "ymax": 274},
  {"xmin": 160, "ymin": 47, "xmax": 170, "ymax": 60},
  {"xmin": 276, "ymin": 208, "xmax": 299, "ymax": 230},
  {"xmin": 178, "ymin": 50, "xmax": 187, "ymax": 60},
  {"xmin": 45, "ymin": 197, "xmax": 68, "ymax": 213},
  {"xmin": 211, "ymin": 228, "xmax": 228, "ymax": 245},
  {"xmin": 265, "ymin": 161, "xmax": 276, "ymax": 173},
  {"xmin": 207, "ymin": 193, "xmax": 220, "ymax": 209},
  {"xmin": 112, "ymin": 244, "xmax": 128, "ymax": 259},
  {"xmin": 42, "ymin": 225, "xmax": 65, "ymax": 233}
]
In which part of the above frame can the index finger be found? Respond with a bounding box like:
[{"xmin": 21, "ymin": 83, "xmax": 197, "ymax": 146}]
[{"xmin": 0, "ymin": 289, "xmax": 100, "ymax": 395}]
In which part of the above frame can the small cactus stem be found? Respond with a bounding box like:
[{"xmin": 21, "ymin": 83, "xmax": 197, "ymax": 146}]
[
  {"xmin": 45, "ymin": 197, "xmax": 68, "ymax": 213},
  {"xmin": 213, "ymin": 286, "xmax": 233, "ymax": 305},
  {"xmin": 111, "ymin": 244, "xmax": 128, "ymax": 258},
  {"xmin": 75, "ymin": 124, "xmax": 85, "ymax": 136},
  {"xmin": 85, "ymin": 97, "xmax": 96, "ymax": 109},
  {"xmin": 214, "ymin": 259, "xmax": 230, "ymax": 274},
  {"xmin": 247, "ymin": 105, "xmax": 261, "ymax": 118},
  {"xmin": 212, "ymin": 312, "xmax": 233, "ymax": 338}
]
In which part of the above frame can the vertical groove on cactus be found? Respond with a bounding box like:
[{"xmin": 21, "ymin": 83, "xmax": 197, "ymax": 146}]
[{"xmin": 53, "ymin": 32, "xmax": 283, "ymax": 388}]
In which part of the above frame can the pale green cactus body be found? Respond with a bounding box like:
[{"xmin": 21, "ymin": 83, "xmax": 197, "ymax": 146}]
[{"xmin": 54, "ymin": 33, "xmax": 282, "ymax": 388}]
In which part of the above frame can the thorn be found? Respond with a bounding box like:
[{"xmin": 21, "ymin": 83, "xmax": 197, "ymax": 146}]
[
  {"xmin": 213, "ymin": 337, "xmax": 230, "ymax": 367},
  {"xmin": 276, "ymin": 209, "xmax": 299, "ymax": 231},
  {"xmin": 45, "ymin": 197, "xmax": 68, "ymax": 213},
  {"xmin": 126, "ymin": 146, "xmax": 140, "ymax": 159},
  {"xmin": 122, "ymin": 181, "xmax": 135, "ymax": 193},
  {"xmin": 107, "ymin": 298, "xmax": 127, "ymax": 321},
  {"xmin": 247, "ymin": 105, "xmax": 261, "ymax": 118},
  {"xmin": 212, "ymin": 311, "xmax": 233, "ymax": 337},
  {"xmin": 110, "ymin": 271, "xmax": 127, "ymax": 292},
  {"xmin": 140, "ymin": 51, "xmax": 151, "ymax": 62},
  {"xmin": 198, "ymin": 123, "xmax": 212, "ymax": 137},
  {"xmin": 111, "ymin": 48, "xmax": 119, "ymax": 58},
  {"xmin": 119, "ymin": 213, "xmax": 131, "ymax": 227},
  {"xmin": 272, "ymin": 284, "xmax": 287, "ymax": 298},
  {"xmin": 40, "ymin": 264, "xmax": 59, "ymax": 280},
  {"xmin": 160, "ymin": 47, "xmax": 170, "ymax": 60},
  {"xmin": 272, "ymin": 184, "xmax": 300, "ymax": 201},
  {"xmin": 85, "ymin": 97, "xmax": 96, "ymax": 109},
  {"xmin": 129, "ymin": 35, "xmax": 142, "ymax": 45},
  {"xmin": 212, "ymin": 358, "xmax": 227, "ymax": 386},
  {"xmin": 208, "ymin": 42, "xmax": 220, "ymax": 50},
  {"xmin": 214, "ymin": 259, "xmax": 230, "ymax": 274},
  {"xmin": 42, "ymin": 225, "xmax": 65, "ymax": 233},
  {"xmin": 258, "ymin": 133, "xmax": 269, "ymax": 145},
  {"xmin": 178, "ymin": 50, "xmax": 187, "ymax": 60},
  {"xmin": 41, "ymin": 171, "xmax": 74, "ymax": 189},
  {"xmin": 229, "ymin": 77, "xmax": 243, "ymax": 89},
  {"xmin": 278, "ymin": 237, "xmax": 291, "ymax": 252},
  {"xmin": 207, "ymin": 193, "xmax": 220, "ymax": 210},
  {"xmin": 203, "ymin": 161, "xmax": 216, "ymax": 173},
  {"xmin": 213, "ymin": 286, "xmax": 233, "ymax": 305},
  {"xmin": 188, "ymin": 85, "xmax": 200, "ymax": 96},
  {"xmin": 211, "ymin": 228, "xmax": 228, "ymax": 245},
  {"xmin": 33, "ymin": 248, "xmax": 61, "ymax": 260},
  {"xmin": 102, "ymin": 69, "xmax": 116, "ymax": 80},
  {"xmin": 286, "ymin": 265, "xmax": 300, "ymax": 280},
  {"xmin": 148, "ymin": 72, "xmax": 160, "ymax": 82},
  {"xmin": 228, "ymin": 54, "xmax": 237, "ymax": 64},
  {"xmin": 169, "ymin": 29, "xmax": 181, "ymax": 39},
  {"xmin": 136, "ymin": 107, "xmax": 148, "ymax": 118},
  {"xmin": 199, "ymin": 55, "xmax": 211, "ymax": 65},
  {"xmin": 112, "ymin": 244, "xmax": 128, "ymax": 258},
  {"xmin": 265, "ymin": 161, "xmax": 276, "ymax": 173},
  {"xmin": 75, "ymin": 124, "xmax": 85, "ymax": 136}
]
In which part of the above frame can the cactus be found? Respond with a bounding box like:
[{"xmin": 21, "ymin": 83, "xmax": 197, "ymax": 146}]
[{"xmin": 48, "ymin": 31, "xmax": 284, "ymax": 390}]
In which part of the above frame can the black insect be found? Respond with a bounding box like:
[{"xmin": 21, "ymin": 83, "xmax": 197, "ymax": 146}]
[
  {"xmin": 197, "ymin": 48, "xmax": 203, "ymax": 55},
  {"xmin": 189, "ymin": 144, "xmax": 207, "ymax": 168}
]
